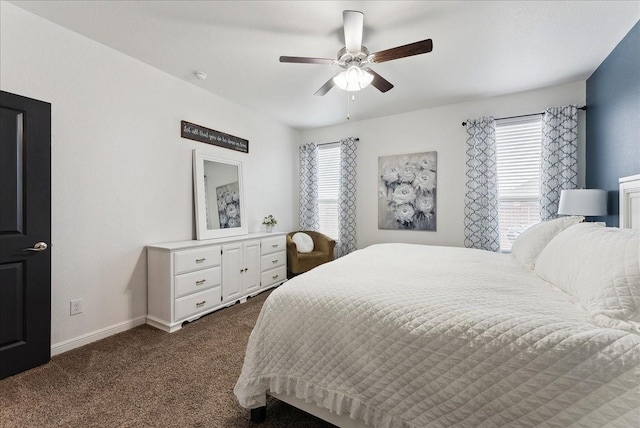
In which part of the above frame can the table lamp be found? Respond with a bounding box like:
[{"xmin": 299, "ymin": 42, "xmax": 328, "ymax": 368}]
[{"xmin": 558, "ymin": 189, "xmax": 607, "ymax": 216}]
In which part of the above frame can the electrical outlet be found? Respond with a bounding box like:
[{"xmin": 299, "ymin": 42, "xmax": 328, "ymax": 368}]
[{"xmin": 70, "ymin": 299, "xmax": 83, "ymax": 315}]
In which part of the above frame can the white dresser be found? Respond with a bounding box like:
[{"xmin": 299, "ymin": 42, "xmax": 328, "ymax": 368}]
[{"xmin": 147, "ymin": 232, "xmax": 286, "ymax": 332}]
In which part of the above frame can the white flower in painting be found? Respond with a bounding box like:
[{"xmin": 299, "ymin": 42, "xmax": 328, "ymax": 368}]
[
  {"xmin": 219, "ymin": 213, "xmax": 228, "ymax": 226},
  {"xmin": 379, "ymin": 184, "xmax": 389, "ymax": 199},
  {"xmin": 398, "ymin": 164, "xmax": 417, "ymax": 182},
  {"xmin": 392, "ymin": 183, "xmax": 416, "ymax": 205},
  {"xmin": 417, "ymin": 153, "xmax": 436, "ymax": 171},
  {"xmin": 413, "ymin": 170, "xmax": 436, "ymax": 192},
  {"xmin": 415, "ymin": 194, "xmax": 434, "ymax": 213},
  {"xmin": 397, "ymin": 156, "xmax": 412, "ymax": 167},
  {"xmin": 227, "ymin": 216, "xmax": 240, "ymax": 228},
  {"xmin": 231, "ymin": 189, "xmax": 239, "ymax": 202},
  {"xmin": 381, "ymin": 166, "xmax": 400, "ymax": 183},
  {"xmin": 217, "ymin": 197, "xmax": 227, "ymax": 210},
  {"xmin": 226, "ymin": 203, "xmax": 238, "ymax": 218},
  {"xmin": 224, "ymin": 190, "xmax": 233, "ymax": 203},
  {"xmin": 216, "ymin": 188, "xmax": 224, "ymax": 198},
  {"xmin": 394, "ymin": 204, "xmax": 415, "ymax": 223}
]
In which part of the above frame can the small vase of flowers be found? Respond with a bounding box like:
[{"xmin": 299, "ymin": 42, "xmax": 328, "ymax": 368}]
[{"xmin": 262, "ymin": 214, "xmax": 277, "ymax": 233}]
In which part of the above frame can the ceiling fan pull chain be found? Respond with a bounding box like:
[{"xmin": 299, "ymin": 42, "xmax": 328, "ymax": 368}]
[{"xmin": 347, "ymin": 91, "xmax": 351, "ymax": 120}]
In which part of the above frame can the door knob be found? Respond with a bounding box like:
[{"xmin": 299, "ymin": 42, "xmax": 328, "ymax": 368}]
[{"xmin": 23, "ymin": 241, "xmax": 48, "ymax": 252}]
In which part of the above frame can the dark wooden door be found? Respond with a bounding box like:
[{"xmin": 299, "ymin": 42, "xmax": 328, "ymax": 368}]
[{"xmin": 0, "ymin": 91, "xmax": 51, "ymax": 379}]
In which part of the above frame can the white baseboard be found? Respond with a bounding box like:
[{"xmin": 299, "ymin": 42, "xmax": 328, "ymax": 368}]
[{"xmin": 51, "ymin": 315, "xmax": 147, "ymax": 356}]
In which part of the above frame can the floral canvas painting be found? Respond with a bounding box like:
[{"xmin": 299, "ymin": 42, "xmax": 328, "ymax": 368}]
[
  {"xmin": 378, "ymin": 152, "xmax": 437, "ymax": 231},
  {"xmin": 216, "ymin": 182, "xmax": 241, "ymax": 229}
]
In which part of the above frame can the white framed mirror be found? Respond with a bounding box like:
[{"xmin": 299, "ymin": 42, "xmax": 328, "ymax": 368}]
[{"xmin": 193, "ymin": 150, "xmax": 248, "ymax": 240}]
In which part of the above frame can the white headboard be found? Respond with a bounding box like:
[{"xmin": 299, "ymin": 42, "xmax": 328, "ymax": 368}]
[{"xmin": 619, "ymin": 174, "xmax": 640, "ymax": 229}]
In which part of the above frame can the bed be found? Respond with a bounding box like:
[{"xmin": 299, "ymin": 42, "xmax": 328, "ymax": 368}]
[{"xmin": 234, "ymin": 181, "xmax": 640, "ymax": 427}]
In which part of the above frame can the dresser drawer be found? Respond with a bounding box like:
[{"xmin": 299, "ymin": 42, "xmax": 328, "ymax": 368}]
[
  {"xmin": 261, "ymin": 236, "xmax": 285, "ymax": 255},
  {"xmin": 261, "ymin": 266, "xmax": 286, "ymax": 288},
  {"xmin": 174, "ymin": 266, "xmax": 221, "ymax": 298},
  {"xmin": 261, "ymin": 251, "xmax": 285, "ymax": 270},
  {"xmin": 174, "ymin": 287, "xmax": 221, "ymax": 321},
  {"xmin": 174, "ymin": 246, "xmax": 221, "ymax": 274}
]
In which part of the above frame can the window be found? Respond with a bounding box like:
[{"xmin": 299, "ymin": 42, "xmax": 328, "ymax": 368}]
[
  {"xmin": 495, "ymin": 116, "xmax": 542, "ymax": 252},
  {"xmin": 317, "ymin": 143, "xmax": 340, "ymax": 240}
]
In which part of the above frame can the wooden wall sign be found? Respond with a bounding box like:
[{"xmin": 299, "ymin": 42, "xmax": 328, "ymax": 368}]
[{"xmin": 181, "ymin": 121, "xmax": 249, "ymax": 153}]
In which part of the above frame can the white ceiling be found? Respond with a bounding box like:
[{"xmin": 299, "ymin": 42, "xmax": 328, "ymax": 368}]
[{"xmin": 8, "ymin": 1, "xmax": 640, "ymax": 130}]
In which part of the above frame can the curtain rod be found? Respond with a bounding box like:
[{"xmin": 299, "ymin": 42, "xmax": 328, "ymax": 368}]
[
  {"xmin": 317, "ymin": 138, "xmax": 359, "ymax": 146},
  {"xmin": 461, "ymin": 106, "xmax": 587, "ymax": 127}
]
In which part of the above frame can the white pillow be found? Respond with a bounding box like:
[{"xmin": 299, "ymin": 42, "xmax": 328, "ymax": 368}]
[
  {"xmin": 534, "ymin": 223, "xmax": 640, "ymax": 332},
  {"xmin": 510, "ymin": 216, "xmax": 584, "ymax": 270},
  {"xmin": 292, "ymin": 232, "xmax": 314, "ymax": 253}
]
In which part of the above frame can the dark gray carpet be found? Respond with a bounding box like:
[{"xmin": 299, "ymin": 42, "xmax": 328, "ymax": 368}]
[{"xmin": 0, "ymin": 290, "xmax": 334, "ymax": 427}]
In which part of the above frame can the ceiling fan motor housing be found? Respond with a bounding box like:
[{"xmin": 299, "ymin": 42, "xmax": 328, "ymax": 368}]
[{"xmin": 337, "ymin": 46, "xmax": 370, "ymax": 70}]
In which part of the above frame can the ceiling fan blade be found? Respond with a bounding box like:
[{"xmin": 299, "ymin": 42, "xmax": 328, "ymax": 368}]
[
  {"xmin": 370, "ymin": 39, "xmax": 433, "ymax": 63},
  {"xmin": 367, "ymin": 69, "xmax": 394, "ymax": 93},
  {"xmin": 314, "ymin": 73, "xmax": 341, "ymax": 96},
  {"xmin": 343, "ymin": 10, "xmax": 364, "ymax": 53},
  {"xmin": 280, "ymin": 56, "xmax": 335, "ymax": 65}
]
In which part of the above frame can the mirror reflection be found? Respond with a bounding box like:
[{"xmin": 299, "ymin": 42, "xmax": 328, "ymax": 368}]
[
  {"xmin": 193, "ymin": 150, "xmax": 247, "ymax": 240},
  {"xmin": 204, "ymin": 160, "xmax": 241, "ymax": 230}
]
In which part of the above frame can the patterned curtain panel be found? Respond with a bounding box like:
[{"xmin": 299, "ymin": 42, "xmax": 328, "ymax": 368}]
[
  {"xmin": 540, "ymin": 105, "xmax": 578, "ymax": 221},
  {"xmin": 299, "ymin": 143, "xmax": 320, "ymax": 230},
  {"xmin": 464, "ymin": 117, "xmax": 500, "ymax": 252},
  {"xmin": 337, "ymin": 137, "xmax": 357, "ymax": 257}
]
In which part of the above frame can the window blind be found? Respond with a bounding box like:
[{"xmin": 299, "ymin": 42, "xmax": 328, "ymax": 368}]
[
  {"xmin": 317, "ymin": 144, "xmax": 340, "ymax": 240},
  {"xmin": 495, "ymin": 116, "xmax": 542, "ymax": 251}
]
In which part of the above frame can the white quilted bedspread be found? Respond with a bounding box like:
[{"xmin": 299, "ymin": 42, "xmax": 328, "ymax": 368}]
[{"xmin": 234, "ymin": 244, "xmax": 640, "ymax": 427}]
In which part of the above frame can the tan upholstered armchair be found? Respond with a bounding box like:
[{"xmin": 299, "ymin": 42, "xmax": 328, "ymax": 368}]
[{"xmin": 286, "ymin": 231, "xmax": 336, "ymax": 277}]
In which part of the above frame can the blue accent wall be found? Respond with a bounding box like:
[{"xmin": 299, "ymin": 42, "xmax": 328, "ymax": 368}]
[{"xmin": 586, "ymin": 21, "xmax": 640, "ymax": 226}]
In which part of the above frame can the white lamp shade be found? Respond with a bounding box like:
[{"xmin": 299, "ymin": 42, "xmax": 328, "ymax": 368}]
[
  {"xmin": 558, "ymin": 189, "xmax": 607, "ymax": 216},
  {"xmin": 333, "ymin": 66, "xmax": 373, "ymax": 91}
]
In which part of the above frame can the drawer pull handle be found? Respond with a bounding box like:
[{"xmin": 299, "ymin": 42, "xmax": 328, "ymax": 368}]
[
  {"xmin": 272, "ymin": 259, "xmax": 278, "ymax": 264},
  {"xmin": 272, "ymin": 274, "xmax": 279, "ymax": 280},
  {"xmin": 195, "ymin": 258, "xmax": 206, "ymax": 263},
  {"xmin": 196, "ymin": 300, "xmax": 206, "ymax": 307},
  {"xmin": 195, "ymin": 279, "xmax": 206, "ymax": 285},
  {"xmin": 272, "ymin": 244, "xmax": 278, "ymax": 248}
]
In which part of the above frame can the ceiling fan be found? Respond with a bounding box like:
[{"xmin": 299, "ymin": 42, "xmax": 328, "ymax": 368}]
[{"xmin": 280, "ymin": 10, "xmax": 433, "ymax": 96}]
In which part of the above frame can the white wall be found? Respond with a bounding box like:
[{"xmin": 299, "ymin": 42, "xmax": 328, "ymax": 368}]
[
  {"xmin": 0, "ymin": 3, "xmax": 299, "ymax": 352},
  {"xmin": 300, "ymin": 81, "xmax": 586, "ymax": 249},
  {"xmin": 0, "ymin": 3, "xmax": 588, "ymax": 353}
]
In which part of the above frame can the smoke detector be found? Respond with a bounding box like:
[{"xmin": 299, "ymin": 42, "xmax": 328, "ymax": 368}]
[{"xmin": 194, "ymin": 71, "xmax": 207, "ymax": 81}]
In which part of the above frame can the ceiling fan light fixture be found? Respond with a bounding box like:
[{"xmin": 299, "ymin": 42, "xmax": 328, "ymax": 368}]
[{"xmin": 333, "ymin": 66, "xmax": 373, "ymax": 91}]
